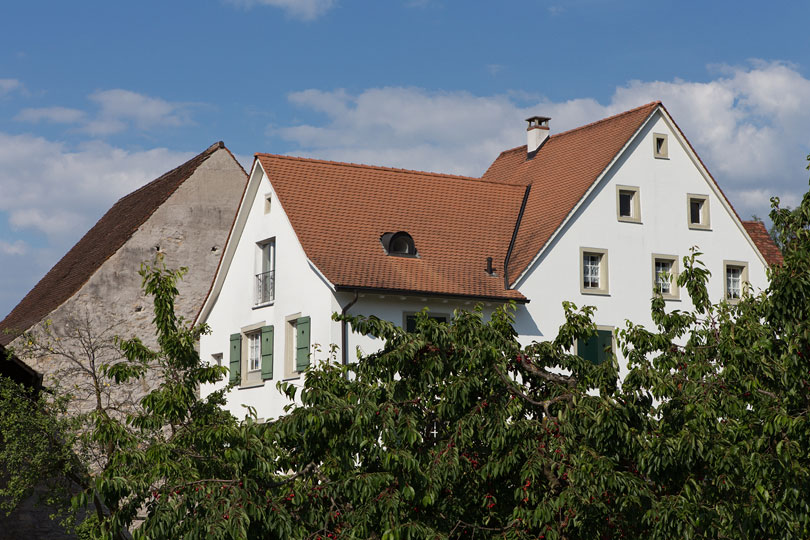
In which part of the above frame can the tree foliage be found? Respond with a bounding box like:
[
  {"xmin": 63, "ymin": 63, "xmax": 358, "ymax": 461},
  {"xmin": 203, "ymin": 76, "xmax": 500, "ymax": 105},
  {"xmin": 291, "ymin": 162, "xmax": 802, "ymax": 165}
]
[{"xmin": 7, "ymin": 176, "xmax": 810, "ymax": 538}]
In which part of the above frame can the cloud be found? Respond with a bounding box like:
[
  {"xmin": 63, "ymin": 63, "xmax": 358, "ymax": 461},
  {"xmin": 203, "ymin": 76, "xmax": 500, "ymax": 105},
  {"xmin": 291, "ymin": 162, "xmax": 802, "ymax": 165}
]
[
  {"xmin": 0, "ymin": 79, "xmax": 22, "ymax": 97},
  {"xmin": 277, "ymin": 61, "xmax": 810, "ymax": 221},
  {"xmin": 0, "ymin": 133, "xmax": 193, "ymax": 240},
  {"xmin": 15, "ymin": 106, "xmax": 85, "ymax": 124},
  {"xmin": 0, "ymin": 239, "xmax": 25, "ymax": 255},
  {"xmin": 223, "ymin": 0, "xmax": 335, "ymax": 20},
  {"xmin": 82, "ymin": 89, "xmax": 192, "ymax": 135}
]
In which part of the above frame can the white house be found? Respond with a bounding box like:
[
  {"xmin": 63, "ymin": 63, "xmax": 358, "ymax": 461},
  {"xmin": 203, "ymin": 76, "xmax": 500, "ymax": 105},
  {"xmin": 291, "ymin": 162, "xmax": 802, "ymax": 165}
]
[{"xmin": 196, "ymin": 102, "xmax": 782, "ymax": 421}]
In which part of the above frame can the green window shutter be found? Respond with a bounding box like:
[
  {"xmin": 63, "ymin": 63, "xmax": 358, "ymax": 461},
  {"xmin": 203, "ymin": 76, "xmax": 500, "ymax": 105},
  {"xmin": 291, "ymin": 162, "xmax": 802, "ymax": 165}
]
[
  {"xmin": 229, "ymin": 333, "xmax": 241, "ymax": 383},
  {"xmin": 296, "ymin": 316, "xmax": 311, "ymax": 372},
  {"xmin": 577, "ymin": 329, "xmax": 613, "ymax": 365},
  {"xmin": 597, "ymin": 330, "xmax": 613, "ymax": 364},
  {"xmin": 261, "ymin": 325, "xmax": 274, "ymax": 380}
]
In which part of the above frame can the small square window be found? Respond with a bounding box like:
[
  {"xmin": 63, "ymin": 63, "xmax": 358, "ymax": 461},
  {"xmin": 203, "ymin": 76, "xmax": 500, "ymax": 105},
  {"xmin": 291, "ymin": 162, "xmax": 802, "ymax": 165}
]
[
  {"xmin": 687, "ymin": 194, "xmax": 711, "ymax": 230},
  {"xmin": 652, "ymin": 254, "xmax": 679, "ymax": 300},
  {"xmin": 580, "ymin": 247, "xmax": 609, "ymax": 295},
  {"xmin": 723, "ymin": 261, "xmax": 749, "ymax": 303},
  {"xmin": 616, "ymin": 185, "xmax": 641, "ymax": 223},
  {"xmin": 653, "ymin": 133, "xmax": 669, "ymax": 159}
]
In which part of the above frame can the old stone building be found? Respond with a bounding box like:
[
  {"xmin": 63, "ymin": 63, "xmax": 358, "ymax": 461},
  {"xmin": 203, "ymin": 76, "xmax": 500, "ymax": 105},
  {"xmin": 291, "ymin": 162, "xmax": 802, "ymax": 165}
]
[{"xmin": 0, "ymin": 141, "xmax": 247, "ymax": 538}]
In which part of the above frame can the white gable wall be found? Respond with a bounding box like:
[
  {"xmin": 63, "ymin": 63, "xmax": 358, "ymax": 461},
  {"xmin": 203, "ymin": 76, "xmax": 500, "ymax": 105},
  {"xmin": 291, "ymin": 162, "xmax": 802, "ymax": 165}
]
[
  {"xmin": 514, "ymin": 110, "xmax": 768, "ymax": 376},
  {"xmin": 199, "ymin": 164, "xmax": 339, "ymax": 420}
]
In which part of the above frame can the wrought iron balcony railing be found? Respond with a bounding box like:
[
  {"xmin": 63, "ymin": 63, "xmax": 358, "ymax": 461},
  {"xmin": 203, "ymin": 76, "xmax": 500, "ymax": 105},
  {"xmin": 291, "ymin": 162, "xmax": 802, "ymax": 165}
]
[{"xmin": 254, "ymin": 270, "xmax": 275, "ymax": 305}]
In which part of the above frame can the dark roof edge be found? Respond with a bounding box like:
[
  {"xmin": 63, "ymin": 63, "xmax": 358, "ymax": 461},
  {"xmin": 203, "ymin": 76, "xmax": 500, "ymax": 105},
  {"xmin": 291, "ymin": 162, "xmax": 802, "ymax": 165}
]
[{"xmin": 335, "ymin": 285, "xmax": 529, "ymax": 304}]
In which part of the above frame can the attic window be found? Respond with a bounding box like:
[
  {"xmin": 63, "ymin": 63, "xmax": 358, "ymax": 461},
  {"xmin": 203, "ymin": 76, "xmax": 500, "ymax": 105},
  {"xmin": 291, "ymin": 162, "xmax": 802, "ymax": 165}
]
[
  {"xmin": 381, "ymin": 231, "xmax": 417, "ymax": 257},
  {"xmin": 653, "ymin": 133, "xmax": 668, "ymax": 159}
]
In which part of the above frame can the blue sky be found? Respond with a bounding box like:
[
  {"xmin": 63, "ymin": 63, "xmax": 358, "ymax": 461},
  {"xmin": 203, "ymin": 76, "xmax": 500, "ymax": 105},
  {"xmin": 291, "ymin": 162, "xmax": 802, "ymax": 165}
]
[{"xmin": 2, "ymin": 0, "xmax": 810, "ymax": 317}]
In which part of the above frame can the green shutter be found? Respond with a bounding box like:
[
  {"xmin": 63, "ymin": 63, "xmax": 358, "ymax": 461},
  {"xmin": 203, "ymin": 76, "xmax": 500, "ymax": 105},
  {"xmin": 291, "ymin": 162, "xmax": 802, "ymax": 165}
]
[
  {"xmin": 261, "ymin": 325, "xmax": 274, "ymax": 380},
  {"xmin": 577, "ymin": 329, "xmax": 613, "ymax": 365},
  {"xmin": 296, "ymin": 316, "xmax": 311, "ymax": 372},
  {"xmin": 597, "ymin": 330, "xmax": 613, "ymax": 364},
  {"xmin": 229, "ymin": 333, "xmax": 241, "ymax": 383}
]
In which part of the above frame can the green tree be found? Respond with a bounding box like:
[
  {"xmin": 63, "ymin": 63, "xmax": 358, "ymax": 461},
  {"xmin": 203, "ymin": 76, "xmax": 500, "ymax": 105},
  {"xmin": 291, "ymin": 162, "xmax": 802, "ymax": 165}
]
[
  {"xmin": 86, "ymin": 176, "xmax": 810, "ymax": 539},
  {"xmin": 11, "ymin": 174, "xmax": 810, "ymax": 538}
]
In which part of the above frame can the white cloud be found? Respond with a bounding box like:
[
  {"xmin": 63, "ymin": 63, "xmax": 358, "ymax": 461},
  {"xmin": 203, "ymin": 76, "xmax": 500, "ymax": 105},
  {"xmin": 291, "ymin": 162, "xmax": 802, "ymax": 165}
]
[
  {"xmin": 15, "ymin": 106, "xmax": 85, "ymax": 124},
  {"xmin": 82, "ymin": 89, "xmax": 191, "ymax": 135},
  {"xmin": 224, "ymin": 0, "xmax": 335, "ymax": 20},
  {"xmin": 0, "ymin": 79, "xmax": 22, "ymax": 97},
  {"xmin": 0, "ymin": 133, "xmax": 193, "ymax": 240},
  {"xmin": 0, "ymin": 239, "xmax": 25, "ymax": 255},
  {"xmin": 277, "ymin": 61, "xmax": 810, "ymax": 221}
]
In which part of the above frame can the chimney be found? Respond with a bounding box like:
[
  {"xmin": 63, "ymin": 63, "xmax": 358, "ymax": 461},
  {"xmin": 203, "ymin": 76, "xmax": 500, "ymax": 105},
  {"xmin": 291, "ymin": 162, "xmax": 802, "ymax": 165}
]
[{"xmin": 526, "ymin": 116, "xmax": 550, "ymax": 154}]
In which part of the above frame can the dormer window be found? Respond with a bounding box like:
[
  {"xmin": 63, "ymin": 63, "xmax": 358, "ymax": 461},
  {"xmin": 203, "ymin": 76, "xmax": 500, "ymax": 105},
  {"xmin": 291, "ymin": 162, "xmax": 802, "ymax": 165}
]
[{"xmin": 381, "ymin": 231, "xmax": 417, "ymax": 257}]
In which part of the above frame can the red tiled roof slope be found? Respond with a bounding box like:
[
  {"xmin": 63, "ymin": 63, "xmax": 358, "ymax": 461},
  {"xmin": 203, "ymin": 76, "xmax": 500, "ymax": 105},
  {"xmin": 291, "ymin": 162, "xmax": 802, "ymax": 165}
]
[
  {"xmin": 0, "ymin": 142, "xmax": 233, "ymax": 346},
  {"xmin": 483, "ymin": 102, "xmax": 660, "ymax": 285},
  {"xmin": 257, "ymin": 154, "xmax": 527, "ymax": 301},
  {"xmin": 742, "ymin": 220, "xmax": 783, "ymax": 266}
]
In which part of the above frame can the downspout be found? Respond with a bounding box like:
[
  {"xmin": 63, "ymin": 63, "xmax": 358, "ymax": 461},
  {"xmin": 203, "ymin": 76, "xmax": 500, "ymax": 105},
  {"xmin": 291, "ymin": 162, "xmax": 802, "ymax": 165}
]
[
  {"xmin": 504, "ymin": 185, "xmax": 532, "ymax": 290},
  {"xmin": 341, "ymin": 290, "xmax": 359, "ymax": 366}
]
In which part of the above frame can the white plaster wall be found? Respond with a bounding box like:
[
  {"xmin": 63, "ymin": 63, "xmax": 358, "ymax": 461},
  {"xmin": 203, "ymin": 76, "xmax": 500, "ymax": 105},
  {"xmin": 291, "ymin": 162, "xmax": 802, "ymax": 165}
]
[
  {"xmin": 514, "ymin": 111, "xmax": 769, "ymax": 376},
  {"xmin": 199, "ymin": 164, "xmax": 339, "ymax": 421}
]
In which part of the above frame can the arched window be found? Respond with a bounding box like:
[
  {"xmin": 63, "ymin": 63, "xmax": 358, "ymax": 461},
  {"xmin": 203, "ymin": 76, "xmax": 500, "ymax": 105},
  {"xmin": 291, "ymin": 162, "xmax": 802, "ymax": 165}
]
[{"xmin": 381, "ymin": 231, "xmax": 417, "ymax": 257}]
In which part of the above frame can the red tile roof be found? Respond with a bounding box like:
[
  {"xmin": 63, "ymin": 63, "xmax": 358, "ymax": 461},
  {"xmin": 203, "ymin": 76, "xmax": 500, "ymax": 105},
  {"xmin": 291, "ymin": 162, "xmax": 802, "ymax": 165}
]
[
  {"xmin": 256, "ymin": 154, "xmax": 528, "ymax": 302},
  {"xmin": 483, "ymin": 102, "xmax": 660, "ymax": 285},
  {"xmin": 0, "ymin": 142, "xmax": 240, "ymax": 346},
  {"xmin": 742, "ymin": 220, "xmax": 783, "ymax": 266}
]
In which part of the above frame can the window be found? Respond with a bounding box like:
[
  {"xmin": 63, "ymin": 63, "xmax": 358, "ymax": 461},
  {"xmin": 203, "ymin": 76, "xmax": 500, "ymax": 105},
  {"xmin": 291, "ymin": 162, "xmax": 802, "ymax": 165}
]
[
  {"xmin": 580, "ymin": 247, "xmax": 609, "ymax": 295},
  {"xmin": 404, "ymin": 313, "xmax": 448, "ymax": 333},
  {"xmin": 255, "ymin": 239, "xmax": 275, "ymax": 306},
  {"xmin": 687, "ymin": 194, "xmax": 711, "ymax": 230},
  {"xmin": 264, "ymin": 192, "xmax": 272, "ymax": 214},
  {"xmin": 653, "ymin": 133, "xmax": 668, "ymax": 159},
  {"xmin": 247, "ymin": 332, "xmax": 261, "ymax": 372},
  {"xmin": 652, "ymin": 254, "xmax": 679, "ymax": 300},
  {"xmin": 616, "ymin": 185, "xmax": 641, "ymax": 223},
  {"xmin": 724, "ymin": 261, "xmax": 749, "ymax": 302},
  {"xmin": 285, "ymin": 314, "xmax": 311, "ymax": 378},
  {"xmin": 229, "ymin": 324, "xmax": 274, "ymax": 387},
  {"xmin": 576, "ymin": 327, "xmax": 614, "ymax": 365},
  {"xmin": 381, "ymin": 231, "xmax": 417, "ymax": 257}
]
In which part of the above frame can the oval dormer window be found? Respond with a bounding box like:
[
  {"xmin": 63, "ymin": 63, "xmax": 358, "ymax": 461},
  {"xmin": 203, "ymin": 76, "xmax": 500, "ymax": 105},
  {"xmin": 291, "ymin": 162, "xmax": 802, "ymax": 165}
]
[{"xmin": 381, "ymin": 231, "xmax": 417, "ymax": 257}]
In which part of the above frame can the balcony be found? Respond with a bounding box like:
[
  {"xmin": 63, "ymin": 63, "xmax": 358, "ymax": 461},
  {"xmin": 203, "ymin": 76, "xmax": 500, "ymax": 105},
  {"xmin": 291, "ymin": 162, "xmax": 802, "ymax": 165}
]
[{"xmin": 254, "ymin": 270, "xmax": 275, "ymax": 306}]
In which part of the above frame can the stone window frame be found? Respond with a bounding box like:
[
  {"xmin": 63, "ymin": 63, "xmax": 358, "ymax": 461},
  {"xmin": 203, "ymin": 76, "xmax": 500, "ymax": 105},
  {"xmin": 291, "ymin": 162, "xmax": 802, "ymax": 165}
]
[
  {"xmin": 616, "ymin": 184, "xmax": 642, "ymax": 223},
  {"xmin": 723, "ymin": 260, "xmax": 749, "ymax": 304},
  {"xmin": 580, "ymin": 247, "xmax": 610, "ymax": 296},
  {"xmin": 653, "ymin": 132, "xmax": 669, "ymax": 159},
  {"xmin": 651, "ymin": 253, "xmax": 680, "ymax": 300},
  {"xmin": 687, "ymin": 194, "xmax": 711, "ymax": 230}
]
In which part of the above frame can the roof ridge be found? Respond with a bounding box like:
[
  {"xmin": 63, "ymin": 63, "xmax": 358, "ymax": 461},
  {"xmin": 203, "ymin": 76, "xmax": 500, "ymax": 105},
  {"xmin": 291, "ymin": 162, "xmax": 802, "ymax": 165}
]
[
  {"xmin": 256, "ymin": 152, "xmax": 527, "ymax": 187},
  {"xmin": 549, "ymin": 101, "xmax": 661, "ymax": 141},
  {"xmin": 488, "ymin": 102, "xmax": 661, "ymax": 161}
]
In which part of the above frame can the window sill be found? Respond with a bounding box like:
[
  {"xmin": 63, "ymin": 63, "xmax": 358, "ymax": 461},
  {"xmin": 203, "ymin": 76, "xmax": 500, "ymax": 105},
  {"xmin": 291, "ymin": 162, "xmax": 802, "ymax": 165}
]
[
  {"xmin": 238, "ymin": 380, "xmax": 265, "ymax": 390},
  {"xmin": 617, "ymin": 217, "xmax": 642, "ymax": 224},
  {"xmin": 252, "ymin": 301, "xmax": 275, "ymax": 310},
  {"xmin": 282, "ymin": 374, "xmax": 302, "ymax": 382},
  {"xmin": 581, "ymin": 290, "xmax": 610, "ymax": 297},
  {"xmin": 688, "ymin": 224, "xmax": 711, "ymax": 231}
]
